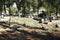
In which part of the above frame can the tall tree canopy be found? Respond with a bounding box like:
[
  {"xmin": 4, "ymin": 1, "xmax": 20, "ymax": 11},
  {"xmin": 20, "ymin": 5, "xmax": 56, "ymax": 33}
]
[{"xmin": 0, "ymin": 0, "xmax": 60, "ymax": 17}]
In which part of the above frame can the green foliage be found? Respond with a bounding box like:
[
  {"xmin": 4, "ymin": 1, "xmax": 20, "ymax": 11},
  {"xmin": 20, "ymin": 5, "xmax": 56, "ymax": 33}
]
[
  {"xmin": 0, "ymin": 0, "xmax": 60, "ymax": 16},
  {"xmin": 32, "ymin": 0, "xmax": 38, "ymax": 8},
  {"xmin": 11, "ymin": 7, "xmax": 18, "ymax": 14},
  {"xmin": 42, "ymin": 0, "xmax": 60, "ymax": 15}
]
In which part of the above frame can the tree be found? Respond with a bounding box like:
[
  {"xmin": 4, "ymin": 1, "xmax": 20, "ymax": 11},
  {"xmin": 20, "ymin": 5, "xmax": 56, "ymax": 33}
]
[
  {"xmin": 11, "ymin": 7, "xmax": 18, "ymax": 14},
  {"xmin": 0, "ymin": 0, "xmax": 4, "ymax": 15},
  {"xmin": 46, "ymin": 0, "xmax": 60, "ymax": 20},
  {"xmin": 31, "ymin": 0, "xmax": 38, "ymax": 13}
]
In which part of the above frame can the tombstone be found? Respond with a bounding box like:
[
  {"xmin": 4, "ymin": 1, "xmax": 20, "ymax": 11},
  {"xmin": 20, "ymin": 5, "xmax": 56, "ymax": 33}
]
[
  {"xmin": 42, "ymin": 18, "xmax": 44, "ymax": 22},
  {"xmin": 38, "ymin": 11, "xmax": 47, "ymax": 21},
  {"xmin": 53, "ymin": 16, "xmax": 56, "ymax": 20},
  {"xmin": 55, "ymin": 24, "xmax": 59, "ymax": 28},
  {"xmin": 39, "ymin": 19, "xmax": 42, "ymax": 23},
  {"xmin": 23, "ymin": 23, "xmax": 26, "ymax": 27},
  {"xmin": 41, "ymin": 27, "xmax": 45, "ymax": 30},
  {"xmin": 49, "ymin": 17, "xmax": 52, "ymax": 22}
]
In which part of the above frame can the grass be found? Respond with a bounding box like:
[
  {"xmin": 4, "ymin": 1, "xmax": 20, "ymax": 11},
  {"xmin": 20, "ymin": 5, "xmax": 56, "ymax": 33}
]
[
  {"xmin": 11, "ymin": 17, "xmax": 41, "ymax": 28},
  {"xmin": 10, "ymin": 17, "xmax": 60, "ymax": 31}
]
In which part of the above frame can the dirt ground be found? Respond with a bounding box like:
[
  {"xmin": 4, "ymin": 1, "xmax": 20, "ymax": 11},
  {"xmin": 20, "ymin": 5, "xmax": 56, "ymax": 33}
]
[{"xmin": 0, "ymin": 25, "xmax": 60, "ymax": 40}]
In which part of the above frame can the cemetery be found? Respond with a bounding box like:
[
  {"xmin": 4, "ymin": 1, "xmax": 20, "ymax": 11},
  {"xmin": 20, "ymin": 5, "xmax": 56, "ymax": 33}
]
[{"xmin": 0, "ymin": 0, "xmax": 60, "ymax": 40}]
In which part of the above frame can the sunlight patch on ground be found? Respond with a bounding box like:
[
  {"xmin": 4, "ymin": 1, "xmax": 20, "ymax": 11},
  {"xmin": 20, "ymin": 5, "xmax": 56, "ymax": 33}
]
[
  {"xmin": 10, "ymin": 17, "xmax": 60, "ymax": 31},
  {"xmin": 11, "ymin": 17, "xmax": 41, "ymax": 28}
]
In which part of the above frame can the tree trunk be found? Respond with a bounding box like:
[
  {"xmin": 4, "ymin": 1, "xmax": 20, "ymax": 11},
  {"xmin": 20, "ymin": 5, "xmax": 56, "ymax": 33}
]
[
  {"xmin": 0, "ymin": 3, "xmax": 3, "ymax": 15},
  {"xmin": 3, "ymin": 1, "xmax": 6, "ymax": 14},
  {"xmin": 9, "ymin": 6, "xmax": 11, "ymax": 15},
  {"xmin": 8, "ymin": 2, "xmax": 11, "ymax": 27}
]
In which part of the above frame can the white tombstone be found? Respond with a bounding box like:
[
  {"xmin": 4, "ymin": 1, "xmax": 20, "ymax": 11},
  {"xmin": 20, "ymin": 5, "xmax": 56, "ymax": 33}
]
[{"xmin": 42, "ymin": 19, "xmax": 44, "ymax": 22}]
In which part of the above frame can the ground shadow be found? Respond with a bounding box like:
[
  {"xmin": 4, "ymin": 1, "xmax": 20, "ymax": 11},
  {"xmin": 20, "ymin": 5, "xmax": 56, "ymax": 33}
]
[
  {"xmin": 0, "ymin": 22, "xmax": 60, "ymax": 40},
  {"xmin": 0, "ymin": 29, "xmax": 60, "ymax": 40}
]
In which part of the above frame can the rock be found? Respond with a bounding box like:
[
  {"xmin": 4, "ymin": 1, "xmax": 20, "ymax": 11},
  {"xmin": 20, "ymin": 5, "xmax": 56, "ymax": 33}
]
[{"xmin": 5, "ymin": 28, "xmax": 14, "ymax": 32}]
